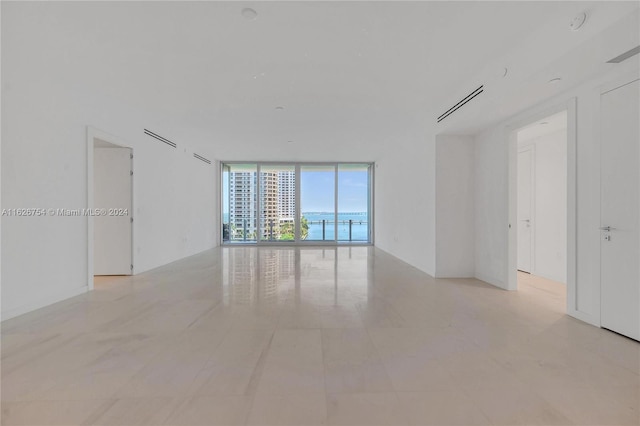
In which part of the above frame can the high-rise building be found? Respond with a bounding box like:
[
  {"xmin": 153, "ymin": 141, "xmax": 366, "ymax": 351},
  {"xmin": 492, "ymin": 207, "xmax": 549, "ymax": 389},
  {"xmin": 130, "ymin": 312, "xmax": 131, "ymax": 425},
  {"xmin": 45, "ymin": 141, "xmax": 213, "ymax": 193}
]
[
  {"xmin": 229, "ymin": 170, "xmax": 281, "ymax": 240},
  {"xmin": 278, "ymin": 171, "xmax": 296, "ymax": 221},
  {"xmin": 229, "ymin": 171, "xmax": 257, "ymax": 240},
  {"xmin": 260, "ymin": 172, "xmax": 279, "ymax": 239}
]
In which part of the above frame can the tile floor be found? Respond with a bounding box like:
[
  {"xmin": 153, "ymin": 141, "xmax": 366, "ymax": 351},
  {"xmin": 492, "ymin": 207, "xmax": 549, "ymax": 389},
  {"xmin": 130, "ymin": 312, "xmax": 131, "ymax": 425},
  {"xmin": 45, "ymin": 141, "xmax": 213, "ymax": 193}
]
[{"xmin": 1, "ymin": 247, "xmax": 638, "ymax": 425}]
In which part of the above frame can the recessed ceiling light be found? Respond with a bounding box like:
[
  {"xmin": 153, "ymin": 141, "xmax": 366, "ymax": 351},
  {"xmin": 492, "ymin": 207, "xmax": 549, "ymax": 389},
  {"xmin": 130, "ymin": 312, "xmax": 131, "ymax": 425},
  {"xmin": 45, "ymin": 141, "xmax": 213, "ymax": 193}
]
[
  {"xmin": 569, "ymin": 12, "xmax": 587, "ymax": 31},
  {"xmin": 501, "ymin": 67, "xmax": 508, "ymax": 78},
  {"xmin": 241, "ymin": 8, "xmax": 258, "ymax": 20},
  {"xmin": 287, "ymin": 140, "xmax": 295, "ymax": 144},
  {"xmin": 548, "ymin": 77, "xmax": 562, "ymax": 84},
  {"xmin": 540, "ymin": 121, "xmax": 549, "ymax": 125},
  {"xmin": 275, "ymin": 106, "xmax": 284, "ymax": 111}
]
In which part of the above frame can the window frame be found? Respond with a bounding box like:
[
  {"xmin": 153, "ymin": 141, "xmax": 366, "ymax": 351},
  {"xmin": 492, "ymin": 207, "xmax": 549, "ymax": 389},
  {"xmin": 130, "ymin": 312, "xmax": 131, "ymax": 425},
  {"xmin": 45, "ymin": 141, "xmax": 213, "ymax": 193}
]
[{"xmin": 220, "ymin": 161, "xmax": 374, "ymax": 246}]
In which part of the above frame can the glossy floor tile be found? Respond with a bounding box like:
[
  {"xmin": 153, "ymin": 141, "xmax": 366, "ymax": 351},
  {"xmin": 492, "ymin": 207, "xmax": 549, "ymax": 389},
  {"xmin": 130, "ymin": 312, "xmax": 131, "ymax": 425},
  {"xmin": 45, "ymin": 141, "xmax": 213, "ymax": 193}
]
[{"xmin": 1, "ymin": 247, "xmax": 639, "ymax": 425}]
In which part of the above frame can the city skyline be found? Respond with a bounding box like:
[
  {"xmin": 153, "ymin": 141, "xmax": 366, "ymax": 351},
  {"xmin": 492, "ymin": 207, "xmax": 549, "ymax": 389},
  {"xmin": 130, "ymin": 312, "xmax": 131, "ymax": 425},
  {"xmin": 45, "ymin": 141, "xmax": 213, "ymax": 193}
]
[{"xmin": 223, "ymin": 166, "xmax": 369, "ymax": 214}]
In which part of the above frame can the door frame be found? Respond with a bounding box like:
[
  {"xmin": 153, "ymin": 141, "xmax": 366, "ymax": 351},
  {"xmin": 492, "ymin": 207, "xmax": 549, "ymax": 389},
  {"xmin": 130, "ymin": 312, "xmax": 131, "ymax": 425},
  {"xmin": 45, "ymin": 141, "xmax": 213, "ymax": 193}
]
[
  {"xmin": 506, "ymin": 99, "xmax": 576, "ymax": 314},
  {"xmin": 516, "ymin": 145, "xmax": 536, "ymax": 274},
  {"xmin": 86, "ymin": 126, "xmax": 134, "ymax": 290}
]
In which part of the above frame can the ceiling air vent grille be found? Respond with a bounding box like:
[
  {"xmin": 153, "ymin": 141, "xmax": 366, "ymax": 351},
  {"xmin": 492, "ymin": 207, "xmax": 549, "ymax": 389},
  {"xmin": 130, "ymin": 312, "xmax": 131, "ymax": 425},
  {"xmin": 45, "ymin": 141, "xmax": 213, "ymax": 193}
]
[
  {"xmin": 607, "ymin": 45, "xmax": 640, "ymax": 64},
  {"xmin": 437, "ymin": 85, "xmax": 484, "ymax": 123},
  {"xmin": 193, "ymin": 153, "xmax": 211, "ymax": 164},
  {"xmin": 144, "ymin": 129, "xmax": 177, "ymax": 148}
]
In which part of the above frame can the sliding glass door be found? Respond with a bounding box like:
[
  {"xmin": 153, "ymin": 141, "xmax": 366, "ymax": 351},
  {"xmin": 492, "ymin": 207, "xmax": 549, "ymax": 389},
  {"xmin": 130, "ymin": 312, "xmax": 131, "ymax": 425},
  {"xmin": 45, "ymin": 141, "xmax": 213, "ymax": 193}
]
[{"xmin": 222, "ymin": 162, "xmax": 372, "ymax": 245}]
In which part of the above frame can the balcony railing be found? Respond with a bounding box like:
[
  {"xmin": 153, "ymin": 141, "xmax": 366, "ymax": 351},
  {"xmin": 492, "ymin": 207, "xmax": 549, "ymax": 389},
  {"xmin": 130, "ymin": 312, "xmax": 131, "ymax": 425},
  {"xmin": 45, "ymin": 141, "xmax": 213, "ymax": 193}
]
[
  {"xmin": 306, "ymin": 219, "xmax": 367, "ymax": 241},
  {"xmin": 223, "ymin": 219, "xmax": 368, "ymax": 242}
]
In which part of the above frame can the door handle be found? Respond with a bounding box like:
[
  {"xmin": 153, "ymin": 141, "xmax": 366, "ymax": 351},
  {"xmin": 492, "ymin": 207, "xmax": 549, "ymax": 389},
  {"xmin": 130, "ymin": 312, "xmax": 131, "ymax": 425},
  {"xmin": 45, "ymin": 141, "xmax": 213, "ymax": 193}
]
[{"xmin": 599, "ymin": 226, "xmax": 616, "ymax": 231}]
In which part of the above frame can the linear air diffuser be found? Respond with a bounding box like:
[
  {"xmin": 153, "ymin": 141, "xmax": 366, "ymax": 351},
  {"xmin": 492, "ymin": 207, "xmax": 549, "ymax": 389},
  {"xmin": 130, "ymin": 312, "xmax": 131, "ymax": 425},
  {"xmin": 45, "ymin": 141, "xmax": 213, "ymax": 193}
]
[
  {"xmin": 193, "ymin": 153, "xmax": 211, "ymax": 164},
  {"xmin": 607, "ymin": 45, "xmax": 640, "ymax": 64},
  {"xmin": 437, "ymin": 85, "xmax": 484, "ymax": 123},
  {"xmin": 144, "ymin": 129, "xmax": 177, "ymax": 148}
]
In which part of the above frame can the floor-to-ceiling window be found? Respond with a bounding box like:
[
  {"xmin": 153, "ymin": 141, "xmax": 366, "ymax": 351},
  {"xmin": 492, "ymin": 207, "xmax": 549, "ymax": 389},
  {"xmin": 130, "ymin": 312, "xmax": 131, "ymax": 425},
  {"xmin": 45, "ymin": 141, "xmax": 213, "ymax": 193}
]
[{"xmin": 222, "ymin": 162, "xmax": 373, "ymax": 244}]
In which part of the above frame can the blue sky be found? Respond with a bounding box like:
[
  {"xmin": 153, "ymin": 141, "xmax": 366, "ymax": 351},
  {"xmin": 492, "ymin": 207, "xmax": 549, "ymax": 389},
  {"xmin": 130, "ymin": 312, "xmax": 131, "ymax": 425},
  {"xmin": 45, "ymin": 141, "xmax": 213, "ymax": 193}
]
[
  {"xmin": 223, "ymin": 167, "xmax": 369, "ymax": 215},
  {"xmin": 301, "ymin": 170, "xmax": 368, "ymax": 212}
]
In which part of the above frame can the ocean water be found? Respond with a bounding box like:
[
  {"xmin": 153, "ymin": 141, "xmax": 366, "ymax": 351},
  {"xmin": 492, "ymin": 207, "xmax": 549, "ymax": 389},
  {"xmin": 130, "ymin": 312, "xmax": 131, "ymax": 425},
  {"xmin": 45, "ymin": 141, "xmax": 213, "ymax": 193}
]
[
  {"xmin": 223, "ymin": 212, "xmax": 369, "ymax": 242},
  {"xmin": 303, "ymin": 212, "xmax": 368, "ymax": 241}
]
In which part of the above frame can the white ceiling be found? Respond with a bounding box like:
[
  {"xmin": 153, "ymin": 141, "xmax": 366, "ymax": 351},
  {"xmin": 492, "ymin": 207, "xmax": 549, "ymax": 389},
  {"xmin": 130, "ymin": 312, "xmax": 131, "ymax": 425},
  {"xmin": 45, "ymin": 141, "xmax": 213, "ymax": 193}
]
[{"xmin": 6, "ymin": 1, "xmax": 639, "ymax": 158}]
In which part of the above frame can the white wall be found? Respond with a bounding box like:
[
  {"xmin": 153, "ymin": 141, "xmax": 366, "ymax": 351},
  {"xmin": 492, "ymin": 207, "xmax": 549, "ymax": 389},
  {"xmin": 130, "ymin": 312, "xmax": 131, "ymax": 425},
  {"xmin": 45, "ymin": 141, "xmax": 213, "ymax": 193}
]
[
  {"xmin": 473, "ymin": 59, "xmax": 639, "ymax": 326},
  {"xmin": 474, "ymin": 125, "xmax": 510, "ymax": 288},
  {"xmin": 518, "ymin": 129, "xmax": 567, "ymax": 283},
  {"xmin": 132, "ymin": 139, "xmax": 217, "ymax": 274},
  {"xmin": 1, "ymin": 11, "xmax": 217, "ymax": 320},
  {"xmin": 374, "ymin": 127, "xmax": 436, "ymax": 276},
  {"xmin": 2, "ymin": 121, "xmax": 217, "ymax": 321},
  {"xmin": 435, "ymin": 135, "xmax": 475, "ymax": 278}
]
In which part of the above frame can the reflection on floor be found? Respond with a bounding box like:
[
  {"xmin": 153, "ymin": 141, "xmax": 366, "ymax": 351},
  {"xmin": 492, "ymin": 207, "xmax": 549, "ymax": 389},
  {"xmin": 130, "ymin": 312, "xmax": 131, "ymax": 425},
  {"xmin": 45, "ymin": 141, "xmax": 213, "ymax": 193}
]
[{"xmin": 2, "ymin": 247, "xmax": 638, "ymax": 425}]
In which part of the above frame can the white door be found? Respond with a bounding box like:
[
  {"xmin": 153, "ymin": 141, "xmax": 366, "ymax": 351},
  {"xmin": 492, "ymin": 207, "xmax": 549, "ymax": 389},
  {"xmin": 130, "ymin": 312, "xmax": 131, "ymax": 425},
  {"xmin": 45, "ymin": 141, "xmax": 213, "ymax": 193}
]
[
  {"xmin": 600, "ymin": 79, "xmax": 639, "ymax": 341},
  {"xmin": 517, "ymin": 147, "xmax": 534, "ymax": 273},
  {"xmin": 94, "ymin": 147, "xmax": 132, "ymax": 275}
]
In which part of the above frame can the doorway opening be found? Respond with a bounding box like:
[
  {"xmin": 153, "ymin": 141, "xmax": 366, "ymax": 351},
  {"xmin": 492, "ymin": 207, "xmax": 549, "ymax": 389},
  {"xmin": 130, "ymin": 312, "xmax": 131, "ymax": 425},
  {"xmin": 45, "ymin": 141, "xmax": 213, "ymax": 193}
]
[
  {"xmin": 510, "ymin": 107, "xmax": 571, "ymax": 314},
  {"xmin": 87, "ymin": 127, "xmax": 134, "ymax": 290}
]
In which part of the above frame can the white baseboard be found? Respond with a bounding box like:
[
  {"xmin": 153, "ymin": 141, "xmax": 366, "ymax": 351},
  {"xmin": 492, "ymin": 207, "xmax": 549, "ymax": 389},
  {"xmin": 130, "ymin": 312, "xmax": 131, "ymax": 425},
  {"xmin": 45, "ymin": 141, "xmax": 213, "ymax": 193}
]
[
  {"xmin": 475, "ymin": 273, "xmax": 510, "ymax": 290},
  {"xmin": 435, "ymin": 272, "xmax": 476, "ymax": 279},
  {"xmin": 567, "ymin": 307, "xmax": 600, "ymax": 328},
  {"xmin": 1, "ymin": 285, "xmax": 88, "ymax": 322}
]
